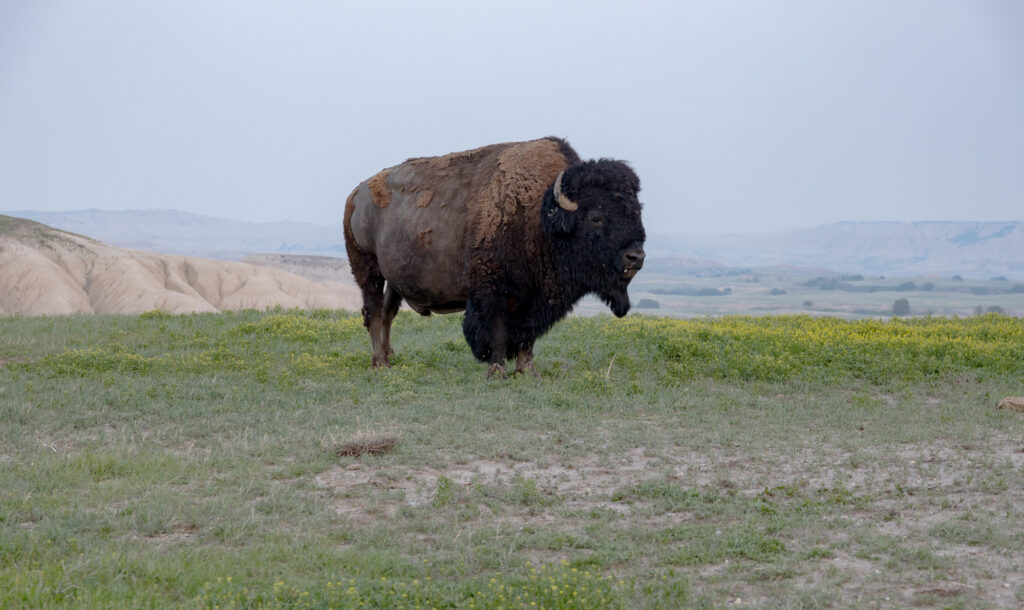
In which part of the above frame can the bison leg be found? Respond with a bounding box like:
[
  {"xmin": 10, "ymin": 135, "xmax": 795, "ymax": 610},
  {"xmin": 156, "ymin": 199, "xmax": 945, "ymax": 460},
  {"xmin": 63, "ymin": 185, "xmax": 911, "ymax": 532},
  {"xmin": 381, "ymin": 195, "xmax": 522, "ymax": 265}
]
[
  {"xmin": 514, "ymin": 342, "xmax": 540, "ymax": 378},
  {"xmin": 345, "ymin": 207, "xmax": 393, "ymax": 369},
  {"xmin": 381, "ymin": 284, "xmax": 403, "ymax": 358},
  {"xmin": 485, "ymin": 317, "xmax": 509, "ymax": 380},
  {"xmin": 464, "ymin": 295, "xmax": 509, "ymax": 379},
  {"xmin": 357, "ymin": 274, "xmax": 390, "ymax": 368}
]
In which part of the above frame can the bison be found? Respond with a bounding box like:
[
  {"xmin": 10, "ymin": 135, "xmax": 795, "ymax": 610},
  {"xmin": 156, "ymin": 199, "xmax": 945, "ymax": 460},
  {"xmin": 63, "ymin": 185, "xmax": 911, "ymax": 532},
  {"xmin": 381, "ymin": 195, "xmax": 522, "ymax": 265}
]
[{"xmin": 343, "ymin": 137, "xmax": 646, "ymax": 378}]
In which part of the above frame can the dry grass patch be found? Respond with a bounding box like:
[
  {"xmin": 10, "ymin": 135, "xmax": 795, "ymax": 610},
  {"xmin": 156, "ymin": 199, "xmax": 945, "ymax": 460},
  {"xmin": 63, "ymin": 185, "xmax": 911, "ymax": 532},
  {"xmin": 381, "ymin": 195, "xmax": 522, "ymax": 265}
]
[{"xmin": 327, "ymin": 426, "xmax": 401, "ymax": 458}]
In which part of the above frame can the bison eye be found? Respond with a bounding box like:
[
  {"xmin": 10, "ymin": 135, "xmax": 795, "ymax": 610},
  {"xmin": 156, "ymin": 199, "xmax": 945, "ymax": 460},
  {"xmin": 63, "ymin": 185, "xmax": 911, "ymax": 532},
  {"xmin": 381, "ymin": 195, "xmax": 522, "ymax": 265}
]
[{"xmin": 587, "ymin": 210, "xmax": 606, "ymax": 229}]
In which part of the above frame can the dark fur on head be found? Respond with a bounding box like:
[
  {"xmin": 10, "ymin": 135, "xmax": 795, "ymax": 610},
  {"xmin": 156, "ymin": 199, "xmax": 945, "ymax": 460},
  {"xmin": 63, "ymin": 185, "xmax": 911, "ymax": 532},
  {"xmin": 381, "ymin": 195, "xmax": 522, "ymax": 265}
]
[
  {"xmin": 464, "ymin": 158, "xmax": 644, "ymax": 363},
  {"xmin": 539, "ymin": 158, "xmax": 644, "ymax": 320},
  {"xmin": 542, "ymin": 159, "xmax": 642, "ymax": 235}
]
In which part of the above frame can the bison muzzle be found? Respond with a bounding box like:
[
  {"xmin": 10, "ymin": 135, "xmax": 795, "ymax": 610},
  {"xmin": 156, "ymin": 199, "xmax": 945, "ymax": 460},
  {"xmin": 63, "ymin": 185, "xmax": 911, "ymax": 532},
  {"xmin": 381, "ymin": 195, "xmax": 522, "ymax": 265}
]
[{"xmin": 343, "ymin": 137, "xmax": 646, "ymax": 378}]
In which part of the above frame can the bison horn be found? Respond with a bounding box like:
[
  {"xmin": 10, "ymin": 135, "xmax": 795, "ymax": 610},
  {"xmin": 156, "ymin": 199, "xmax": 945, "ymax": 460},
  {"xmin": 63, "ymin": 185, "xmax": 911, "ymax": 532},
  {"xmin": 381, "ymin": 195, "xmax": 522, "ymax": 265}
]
[{"xmin": 553, "ymin": 171, "xmax": 578, "ymax": 212}]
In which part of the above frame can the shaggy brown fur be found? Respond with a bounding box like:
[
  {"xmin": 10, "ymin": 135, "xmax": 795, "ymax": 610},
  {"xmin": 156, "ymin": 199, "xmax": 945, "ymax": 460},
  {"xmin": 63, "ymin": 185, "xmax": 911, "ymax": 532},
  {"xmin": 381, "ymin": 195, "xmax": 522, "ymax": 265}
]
[
  {"xmin": 342, "ymin": 189, "xmax": 373, "ymax": 288},
  {"xmin": 472, "ymin": 138, "xmax": 567, "ymax": 251},
  {"xmin": 408, "ymin": 144, "xmax": 493, "ymax": 171},
  {"xmin": 368, "ymin": 170, "xmax": 391, "ymax": 208}
]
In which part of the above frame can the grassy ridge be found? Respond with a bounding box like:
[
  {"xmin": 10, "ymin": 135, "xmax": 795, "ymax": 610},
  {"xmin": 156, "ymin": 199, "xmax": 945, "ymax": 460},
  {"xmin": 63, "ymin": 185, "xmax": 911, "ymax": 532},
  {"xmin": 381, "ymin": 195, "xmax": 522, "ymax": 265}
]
[
  {"xmin": 19, "ymin": 311, "xmax": 1024, "ymax": 385},
  {"xmin": 2, "ymin": 311, "xmax": 1023, "ymax": 608},
  {"xmin": 575, "ymin": 314, "xmax": 1024, "ymax": 383}
]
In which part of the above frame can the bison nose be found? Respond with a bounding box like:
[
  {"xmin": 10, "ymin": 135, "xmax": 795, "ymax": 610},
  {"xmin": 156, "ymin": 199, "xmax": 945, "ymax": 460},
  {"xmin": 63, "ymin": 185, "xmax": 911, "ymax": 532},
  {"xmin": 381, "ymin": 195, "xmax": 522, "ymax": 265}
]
[{"xmin": 623, "ymin": 248, "xmax": 645, "ymax": 269}]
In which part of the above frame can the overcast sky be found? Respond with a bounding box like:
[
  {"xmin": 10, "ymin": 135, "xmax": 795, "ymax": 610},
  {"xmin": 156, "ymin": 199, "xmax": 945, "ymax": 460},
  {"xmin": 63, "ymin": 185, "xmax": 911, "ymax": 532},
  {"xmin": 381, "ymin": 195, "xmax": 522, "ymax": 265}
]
[{"xmin": 1, "ymin": 1, "xmax": 1022, "ymax": 234}]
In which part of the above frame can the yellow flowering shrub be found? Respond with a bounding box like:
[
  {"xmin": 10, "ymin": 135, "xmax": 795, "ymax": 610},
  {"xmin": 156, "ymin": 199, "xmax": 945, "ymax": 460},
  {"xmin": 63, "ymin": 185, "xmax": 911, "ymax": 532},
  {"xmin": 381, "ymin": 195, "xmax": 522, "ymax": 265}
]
[{"xmin": 567, "ymin": 313, "xmax": 1024, "ymax": 384}]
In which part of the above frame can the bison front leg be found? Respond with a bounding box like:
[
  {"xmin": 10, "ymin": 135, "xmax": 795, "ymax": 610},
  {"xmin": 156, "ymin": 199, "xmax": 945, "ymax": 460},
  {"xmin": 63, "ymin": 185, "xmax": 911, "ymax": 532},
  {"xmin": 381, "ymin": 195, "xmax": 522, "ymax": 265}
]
[
  {"xmin": 514, "ymin": 342, "xmax": 540, "ymax": 378},
  {"xmin": 485, "ymin": 317, "xmax": 509, "ymax": 380},
  {"xmin": 463, "ymin": 296, "xmax": 509, "ymax": 379}
]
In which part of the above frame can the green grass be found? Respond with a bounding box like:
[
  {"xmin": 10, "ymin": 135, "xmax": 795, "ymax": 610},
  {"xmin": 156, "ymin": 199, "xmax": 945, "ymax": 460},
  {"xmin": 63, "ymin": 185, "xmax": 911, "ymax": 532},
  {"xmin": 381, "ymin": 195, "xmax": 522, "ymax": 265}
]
[{"xmin": 2, "ymin": 310, "xmax": 1024, "ymax": 608}]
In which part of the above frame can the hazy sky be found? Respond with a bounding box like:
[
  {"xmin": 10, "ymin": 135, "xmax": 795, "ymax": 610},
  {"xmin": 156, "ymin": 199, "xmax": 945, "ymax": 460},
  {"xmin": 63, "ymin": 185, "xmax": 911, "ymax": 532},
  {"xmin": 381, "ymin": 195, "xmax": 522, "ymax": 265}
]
[{"xmin": 1, "ymin": 1, "xmax": 1022, "ymax": 234}]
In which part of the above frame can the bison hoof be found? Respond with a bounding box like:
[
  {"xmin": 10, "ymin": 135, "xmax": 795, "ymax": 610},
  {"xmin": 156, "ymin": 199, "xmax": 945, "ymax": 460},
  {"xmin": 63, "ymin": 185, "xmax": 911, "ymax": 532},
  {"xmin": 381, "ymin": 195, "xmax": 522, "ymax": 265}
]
[
  {"xmin": 486, "ymin": 363, "xmax": 508, "ymax": 380},
  {"xmin": 371, "ymin": 355, "xmax": 392, "ymax": 369},
  {"xmin": 515, "ymin": 362, "xmax": 540, "ymax": 378}
]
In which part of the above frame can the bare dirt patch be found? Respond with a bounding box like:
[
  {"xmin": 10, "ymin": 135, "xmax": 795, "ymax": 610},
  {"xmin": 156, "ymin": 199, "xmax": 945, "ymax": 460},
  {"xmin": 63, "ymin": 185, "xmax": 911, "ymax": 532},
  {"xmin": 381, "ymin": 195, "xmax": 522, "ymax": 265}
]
[
  {"xmin": 316, "ymin": 447, "xmax": 659, "ymax": 519},
  {"xmin": 315, "ymin": 432, "xmax": 1024, "ymax": 607},
  {"xmin": 317, "ymin": 435, "xmax": 1024, "ymax": 517}
]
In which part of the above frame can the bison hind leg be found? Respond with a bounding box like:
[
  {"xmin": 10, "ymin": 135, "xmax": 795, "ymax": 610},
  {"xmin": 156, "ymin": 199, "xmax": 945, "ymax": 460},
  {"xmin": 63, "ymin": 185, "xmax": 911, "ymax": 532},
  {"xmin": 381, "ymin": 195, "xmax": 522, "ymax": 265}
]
[
  {"xmin": 381, "ymin": 284, "xmax": 403, "ymax": 358},
  {"xmin": 360, "ymin": 279, "xmax": 390, "ymax": 368},
  {"xmin": 349, "ymin": 248, "xmax": 391, "ymax": 368}
]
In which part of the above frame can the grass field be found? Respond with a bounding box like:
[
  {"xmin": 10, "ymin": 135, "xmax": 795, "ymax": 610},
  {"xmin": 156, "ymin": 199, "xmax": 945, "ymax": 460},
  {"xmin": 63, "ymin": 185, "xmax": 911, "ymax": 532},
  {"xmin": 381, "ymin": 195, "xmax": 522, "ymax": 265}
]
[{"xmin": 2, "ymin": 310, "xmax": 1024, "ymax": 608}]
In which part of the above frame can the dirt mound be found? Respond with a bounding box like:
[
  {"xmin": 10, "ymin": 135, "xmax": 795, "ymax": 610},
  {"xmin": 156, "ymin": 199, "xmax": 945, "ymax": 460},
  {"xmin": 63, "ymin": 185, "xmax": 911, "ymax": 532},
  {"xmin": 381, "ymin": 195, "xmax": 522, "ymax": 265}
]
[{"xmin": 0, "ymin": 215, "xmax": 361, "ymax": 316}]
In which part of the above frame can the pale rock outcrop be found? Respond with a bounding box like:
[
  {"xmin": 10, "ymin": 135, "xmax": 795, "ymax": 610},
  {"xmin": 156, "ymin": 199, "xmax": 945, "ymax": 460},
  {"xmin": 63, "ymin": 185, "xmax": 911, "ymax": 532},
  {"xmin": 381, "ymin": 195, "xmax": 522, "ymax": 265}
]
[{"xmin": 0, "ymin": 215, "xmax": 360, "ymax": 316}]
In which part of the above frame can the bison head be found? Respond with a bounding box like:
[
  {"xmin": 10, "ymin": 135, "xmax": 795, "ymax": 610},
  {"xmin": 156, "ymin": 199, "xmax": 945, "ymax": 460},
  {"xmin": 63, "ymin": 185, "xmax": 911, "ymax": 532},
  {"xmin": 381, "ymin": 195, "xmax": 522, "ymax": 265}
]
[{"xmin": 542, "ymin": 159, "xmax": 646, "ymax": 317}]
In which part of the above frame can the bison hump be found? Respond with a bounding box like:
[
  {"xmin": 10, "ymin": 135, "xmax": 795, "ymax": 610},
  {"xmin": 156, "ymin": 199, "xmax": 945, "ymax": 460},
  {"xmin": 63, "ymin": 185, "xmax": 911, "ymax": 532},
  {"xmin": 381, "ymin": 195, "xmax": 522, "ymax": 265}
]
[{"xmin": 473, "ymin": 139, "xmax": 568, "ymax": 249}]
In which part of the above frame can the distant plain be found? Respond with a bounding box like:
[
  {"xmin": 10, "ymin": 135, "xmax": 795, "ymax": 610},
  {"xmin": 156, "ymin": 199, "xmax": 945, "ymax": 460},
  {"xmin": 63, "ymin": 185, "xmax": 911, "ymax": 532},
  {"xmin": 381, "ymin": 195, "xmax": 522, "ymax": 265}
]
[{"xmin": 601, "ymin": 265, "xmax": 1024, "ymax": 320}]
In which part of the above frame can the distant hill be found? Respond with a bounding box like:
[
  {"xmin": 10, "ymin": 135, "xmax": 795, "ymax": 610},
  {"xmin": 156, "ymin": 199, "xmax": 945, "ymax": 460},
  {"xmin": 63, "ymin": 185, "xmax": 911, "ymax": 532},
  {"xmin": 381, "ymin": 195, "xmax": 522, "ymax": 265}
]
[
  {"xmin": 0, "ymin": 215, "xmax": 359, "ymax": 315},
  {"xmin": 241, "ymin": 253, "xmax": 353, "ymax": 283},
  {"xmin": 654, "ymin": 221, "xmax": 1024, "ymax": 279},
  {"xmin": 4, "ymin": 209, "xmax": 344, "ymax": 260},
  {"xmin": 4, "ymin": 210, "xmax": 1023, "ymax": 279}
]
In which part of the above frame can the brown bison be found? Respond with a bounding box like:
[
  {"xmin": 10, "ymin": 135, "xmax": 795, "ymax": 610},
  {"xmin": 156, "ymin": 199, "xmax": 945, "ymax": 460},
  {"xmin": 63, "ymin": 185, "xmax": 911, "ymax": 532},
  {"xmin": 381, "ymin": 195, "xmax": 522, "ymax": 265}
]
[{"xmin": 343, "ymin": 137, "xmax": 646, "ymax": 378}]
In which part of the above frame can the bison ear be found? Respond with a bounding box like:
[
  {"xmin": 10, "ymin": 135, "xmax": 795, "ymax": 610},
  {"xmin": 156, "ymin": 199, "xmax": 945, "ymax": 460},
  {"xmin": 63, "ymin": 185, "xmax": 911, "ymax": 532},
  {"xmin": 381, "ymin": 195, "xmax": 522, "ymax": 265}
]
[{"xmin": 542, "ymin": 189, "xmax": 577, "ymax": 235}]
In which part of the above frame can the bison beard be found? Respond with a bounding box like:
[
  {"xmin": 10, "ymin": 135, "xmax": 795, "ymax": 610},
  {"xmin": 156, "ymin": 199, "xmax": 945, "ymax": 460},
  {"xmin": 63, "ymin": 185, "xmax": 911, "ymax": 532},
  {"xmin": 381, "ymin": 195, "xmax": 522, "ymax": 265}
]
[{"xmin": 344, "ymin": 138, "xmax": 646, "ymax": 378}]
